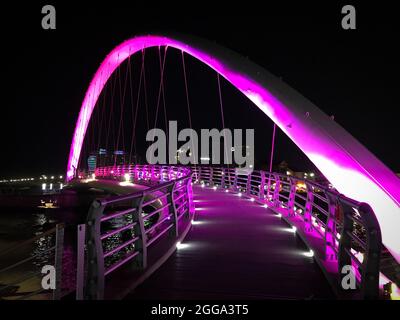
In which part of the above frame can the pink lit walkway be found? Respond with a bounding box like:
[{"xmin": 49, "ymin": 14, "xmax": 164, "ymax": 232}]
[{"xmin": 126, "ymin": 186, "xmax": 334, "ymax": 299}]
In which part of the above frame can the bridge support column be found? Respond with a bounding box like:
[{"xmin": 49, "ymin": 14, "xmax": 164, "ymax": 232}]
[{"xmin": 358, "ymin": 203, "xmax": 382, "ymax": 299}]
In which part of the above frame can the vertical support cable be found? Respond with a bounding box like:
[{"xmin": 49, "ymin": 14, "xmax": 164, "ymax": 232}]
[
  {"xmin": 181, "ymin": 51, "xmax": 197, "ymax": 167},
  {"xmin": 267, "ymin": 123, "xmax": 277, "ymax": 199},
  {"xmin": 216, "ymin": 73, "xmax": 231, "ymax": 182}
]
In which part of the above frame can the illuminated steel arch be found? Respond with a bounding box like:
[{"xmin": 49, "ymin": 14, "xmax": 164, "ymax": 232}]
[{"xmin": 67, "ymin": 33, "xmax": 400, "ymax": 262}]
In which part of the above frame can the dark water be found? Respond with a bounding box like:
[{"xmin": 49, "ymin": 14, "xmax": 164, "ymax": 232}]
[{"xmin": 0, "ymin": 204, "xmax": 85, "ymax": 299}]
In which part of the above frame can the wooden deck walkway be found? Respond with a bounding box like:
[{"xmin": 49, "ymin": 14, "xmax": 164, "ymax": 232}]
[{"xmin": 125, "ymin": 186, "xmax": 334, "ymax": 300}]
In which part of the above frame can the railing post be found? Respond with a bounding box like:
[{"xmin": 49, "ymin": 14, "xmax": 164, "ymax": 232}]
[
  {"xmin": 338, "ymin": 201, "xmax": 354, "ymax": 289},
  {"xmin": 187, "ymin": 177, "xmax": 195, "ymax": 215},
  {"xmin": 358, "ymin": 203, "xmax": 381, "ymax": 299},
  {"xmin": 168, "ymin": 182, "xmax": 179, "ymax": 238},
  {"xmin": 246, "ymin": 173, "xmax": 251, "ymax": 196},
  {"xmin": 325, "ymin": 193, "xmax": 339, "ymax": 262},
  {"xmin": 220, "ymin": 168, "xmax": 225, "ymax": 188},
  {"xmin": 76, "ymin": 224, "xmax": 86, "ymax": 300},
  {"xmin": 303, "ymin": 182, "xmax": 314, "ymax": 233},
  {"xmin": 132, "ymin": 196, "xmax": 148, "ymax": 269},
  {"xmin": 52, "ymin": 223, "xmax": 64, "ymax": 300},
  {"xmin": 209, "ymin": 167, "xmax": 214, "ymax": 186},
  {"xmin": 259, "ymin": 171, "xmax": 265, "ymax": 200},
  {"xmin": 273, "ymin": 174, "xmax": 281, "ymax": 208},
  {"xmin": 198, "ymin": 166, "xmax": 202, "ymax": 182},
  {"xmin": 234, "ymin": 169, "xmax": 238, "ymax": 191},
  {"xmin": 86, "ymin": 200, "xmax": 105, "ymax": 300},
  {"xmin": 287, "ymin": 178, "xmax": 297, "ymax": 216}
]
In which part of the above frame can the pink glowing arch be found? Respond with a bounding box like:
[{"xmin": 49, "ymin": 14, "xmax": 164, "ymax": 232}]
[{"xmin": 67, "ymin": 33, "xmax": 400, "ymax": 262}]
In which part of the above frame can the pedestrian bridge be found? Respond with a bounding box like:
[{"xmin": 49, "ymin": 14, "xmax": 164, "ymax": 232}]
[{"xmin": 73, "ymin": 164, "xmax": 393, "ymax": 300}]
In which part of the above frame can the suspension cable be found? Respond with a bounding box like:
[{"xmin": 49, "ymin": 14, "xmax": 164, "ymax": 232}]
[
  {"xmin": 127, "ymin": 51, "xmax": 137, "ymax": 164},
  {"xmin": 142, "ymin": 49, "xmax": 150, "ymax": 133},
  {"xmin": 181, "ymin": 51, "xmax": 197, "ymax": 168},
  {"xmin": 149, "ymin": 46, "xmax": 168, "ymax": 164},
  {"xmin": 105, "ymin": 56, "xmax": 119, "ymax": 162},
  {"xmin": 96, "ymin": 66, "xmax": 109, "ymax": 156},
  {"xmin": 129, "ymin": 50, "xmax": 145, "ymax": 164},
  {"xmin": 115, "ymin": 50, "xmax": 131, "ymax": 164},
  {"xmin": 159, "ymin": 46, "xmax": 169, "ymax": 140},
  {"xmin": 216, "ymin": 73, "xmax": 231, "ymax": 182}
]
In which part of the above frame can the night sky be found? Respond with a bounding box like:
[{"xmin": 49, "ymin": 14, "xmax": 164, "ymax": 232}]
[{"xmin": 1, "ymin": 2, "xmax": 399, "ymax": 178}]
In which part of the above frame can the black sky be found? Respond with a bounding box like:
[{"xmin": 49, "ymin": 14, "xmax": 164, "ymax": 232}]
[{"xmin": 1, "ymin": 2, "xmax": 399, "ymax": 178}]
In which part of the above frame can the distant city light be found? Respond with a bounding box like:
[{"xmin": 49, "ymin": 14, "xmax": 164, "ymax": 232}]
[{"xmin": 42, "ymin": 183, "xmax": 46, "ymax": 191}]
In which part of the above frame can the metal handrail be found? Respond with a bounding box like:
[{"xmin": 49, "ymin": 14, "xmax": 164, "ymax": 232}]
[
  {"xmin": 85, "ymin": 164, "xmax": 384, "ymax": 299},
  {"xmin": 191, "ymin": 165, "xmax": 383, "ymax": 299},
  {"xmin": 81, "ymin": 165, "xmax": 194, "ymax": 300}
]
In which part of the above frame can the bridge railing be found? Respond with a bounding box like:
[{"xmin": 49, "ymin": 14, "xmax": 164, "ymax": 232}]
[
  {"xmin": 95, "ymin": 164, "xmax": 189, "ymax": 184},
  {"xmin": 81, "ymin": 165, "xmax": 194, "ymax": 300},
  {"xmin": 191, "ymin": 166, "xmax": 382, "ymax": 299}
]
